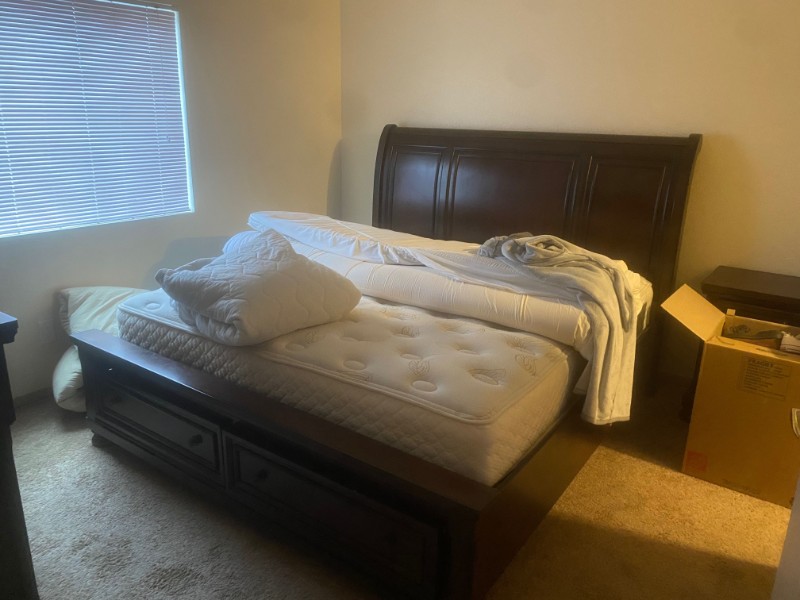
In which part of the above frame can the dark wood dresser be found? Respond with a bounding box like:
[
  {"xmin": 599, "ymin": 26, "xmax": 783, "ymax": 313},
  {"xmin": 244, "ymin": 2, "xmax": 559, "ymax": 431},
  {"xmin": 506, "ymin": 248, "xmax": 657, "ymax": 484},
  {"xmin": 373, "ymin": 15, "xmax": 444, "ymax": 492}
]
[{"xmin": 0, "ymin": 312, "xmax": 39, "ymax": 599}]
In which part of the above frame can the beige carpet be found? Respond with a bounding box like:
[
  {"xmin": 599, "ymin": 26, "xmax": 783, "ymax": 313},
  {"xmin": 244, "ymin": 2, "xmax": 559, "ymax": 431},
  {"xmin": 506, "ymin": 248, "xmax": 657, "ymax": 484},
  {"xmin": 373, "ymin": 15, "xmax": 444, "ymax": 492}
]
[{"xmin": 11, "ymin": 379, "xmax": 790, "ymax": 599}]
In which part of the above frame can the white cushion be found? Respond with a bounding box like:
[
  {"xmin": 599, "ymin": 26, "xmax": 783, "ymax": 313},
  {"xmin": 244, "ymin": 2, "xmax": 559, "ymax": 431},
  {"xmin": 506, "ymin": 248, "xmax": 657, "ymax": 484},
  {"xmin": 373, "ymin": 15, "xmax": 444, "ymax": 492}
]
[{"xmin": 53, "ymin": 285, "xmax": 148, "ymax": 411}]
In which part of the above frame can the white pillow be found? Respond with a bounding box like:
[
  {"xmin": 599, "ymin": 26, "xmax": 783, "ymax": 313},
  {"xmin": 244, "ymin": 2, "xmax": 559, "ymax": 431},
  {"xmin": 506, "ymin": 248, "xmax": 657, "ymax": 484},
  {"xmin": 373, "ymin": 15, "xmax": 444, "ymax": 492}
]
[
  {"xmin": 52, "ymin": 346, "xmax": 85, "ymax": 412},
  {"xmin": 53, "ymin": 286, "xmax": 148, "ymax": 411}
]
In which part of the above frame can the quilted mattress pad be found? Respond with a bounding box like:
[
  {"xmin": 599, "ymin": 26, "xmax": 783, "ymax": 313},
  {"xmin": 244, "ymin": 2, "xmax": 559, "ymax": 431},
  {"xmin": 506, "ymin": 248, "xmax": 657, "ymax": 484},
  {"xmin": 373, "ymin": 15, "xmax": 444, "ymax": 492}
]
[{"xmin": 118, "ymin": 290, "xmax": 582, "ymax": 485}]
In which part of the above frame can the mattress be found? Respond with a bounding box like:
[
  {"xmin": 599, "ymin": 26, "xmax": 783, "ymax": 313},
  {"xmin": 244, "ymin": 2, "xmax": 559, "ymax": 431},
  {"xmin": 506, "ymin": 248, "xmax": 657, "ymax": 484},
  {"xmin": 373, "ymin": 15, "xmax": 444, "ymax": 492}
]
[
  {"xmin": 287, "ymin": 239, "xmax": 594, "ymax": 356},
  {"xmin": 242, "ymin": 212, "xmax": 654, "ymax": 424},
  {"xmin": 118, "ymin": 289, "xmax": 583, "ymax": 486}
]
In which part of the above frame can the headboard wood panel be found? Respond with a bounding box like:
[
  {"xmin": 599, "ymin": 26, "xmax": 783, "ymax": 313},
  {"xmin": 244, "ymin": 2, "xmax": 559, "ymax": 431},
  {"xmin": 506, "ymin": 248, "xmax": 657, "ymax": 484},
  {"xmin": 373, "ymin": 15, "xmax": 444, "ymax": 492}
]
[{"xmin": 373, "ymin": 124, "xmax": 701, "ymax": 308}]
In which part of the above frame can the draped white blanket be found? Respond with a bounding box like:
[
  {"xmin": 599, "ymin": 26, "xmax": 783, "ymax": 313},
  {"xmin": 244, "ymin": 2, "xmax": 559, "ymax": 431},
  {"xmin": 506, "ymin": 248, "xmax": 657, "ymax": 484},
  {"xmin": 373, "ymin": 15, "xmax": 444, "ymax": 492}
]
[
  {"xmin": 247, "ymin": 212, "xmax": 649, "ymax": 424},
  {"xmin": 472, "ymin": 234, "xmax": 642, "ymax": 424}
]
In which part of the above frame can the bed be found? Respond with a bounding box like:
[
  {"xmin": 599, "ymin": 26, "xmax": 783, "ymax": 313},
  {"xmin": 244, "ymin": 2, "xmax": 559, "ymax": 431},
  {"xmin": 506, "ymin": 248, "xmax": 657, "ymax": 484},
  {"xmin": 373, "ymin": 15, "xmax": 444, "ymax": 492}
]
[{"xmin": 72, "ymin": 124, "xmax": 701, "ymax": 599}]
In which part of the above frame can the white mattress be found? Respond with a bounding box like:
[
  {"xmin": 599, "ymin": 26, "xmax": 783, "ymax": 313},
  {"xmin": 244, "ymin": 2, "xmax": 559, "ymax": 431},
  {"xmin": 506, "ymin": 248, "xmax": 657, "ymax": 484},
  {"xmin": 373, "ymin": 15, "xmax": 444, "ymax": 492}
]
[
  {"xmin": 118, "ymin": 289, "xmax": 582, "ymax": 486},
  {"xmin": 239, "ymin": 212, "xmax": 655, "ymax": 423}
]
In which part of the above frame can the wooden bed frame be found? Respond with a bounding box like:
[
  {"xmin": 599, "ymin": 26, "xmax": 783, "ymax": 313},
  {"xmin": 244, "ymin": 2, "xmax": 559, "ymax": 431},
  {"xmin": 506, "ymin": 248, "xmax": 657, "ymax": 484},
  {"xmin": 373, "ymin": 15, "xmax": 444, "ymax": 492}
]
[{"xmin": 73, "ymin": 125, "xmax": 701, "ymax": 599}]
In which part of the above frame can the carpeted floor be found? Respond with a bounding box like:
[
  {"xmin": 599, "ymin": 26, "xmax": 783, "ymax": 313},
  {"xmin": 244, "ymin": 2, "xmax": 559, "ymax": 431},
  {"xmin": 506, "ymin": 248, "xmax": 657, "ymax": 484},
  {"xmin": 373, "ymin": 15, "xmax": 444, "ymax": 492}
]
[{"xmin": 11, "ymin": 379, "xmax": 790, "ymax": 599}]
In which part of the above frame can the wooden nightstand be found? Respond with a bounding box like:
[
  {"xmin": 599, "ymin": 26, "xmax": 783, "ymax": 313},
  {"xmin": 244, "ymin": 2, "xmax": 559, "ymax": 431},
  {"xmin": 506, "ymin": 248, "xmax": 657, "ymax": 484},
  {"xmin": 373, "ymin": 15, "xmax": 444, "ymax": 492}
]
[{"xmin": 701, "ymin": 266, "xmax": 800, "ymax": 326}]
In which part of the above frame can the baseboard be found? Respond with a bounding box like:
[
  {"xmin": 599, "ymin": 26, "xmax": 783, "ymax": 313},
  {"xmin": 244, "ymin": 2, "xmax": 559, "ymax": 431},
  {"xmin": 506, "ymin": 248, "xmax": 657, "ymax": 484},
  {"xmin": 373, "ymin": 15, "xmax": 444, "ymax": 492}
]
[{"xmin": 13, "ymin": 388, "xmax": 51, "ymax": 408}]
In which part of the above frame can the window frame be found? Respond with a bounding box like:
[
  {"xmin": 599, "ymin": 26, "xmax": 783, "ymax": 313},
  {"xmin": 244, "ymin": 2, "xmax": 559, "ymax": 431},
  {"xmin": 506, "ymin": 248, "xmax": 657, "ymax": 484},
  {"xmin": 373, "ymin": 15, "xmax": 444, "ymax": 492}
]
[{"xmin": 0, "ymin": 0, "xmax": 194, "ymax": 239}]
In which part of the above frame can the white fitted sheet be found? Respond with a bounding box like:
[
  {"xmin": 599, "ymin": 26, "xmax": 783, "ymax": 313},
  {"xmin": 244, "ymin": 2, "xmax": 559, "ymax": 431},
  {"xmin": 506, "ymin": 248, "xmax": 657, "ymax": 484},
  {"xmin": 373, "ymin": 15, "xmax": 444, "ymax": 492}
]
[{"xmin": 118, "ymin": 289, "xmax": 582, "ymax": 486}]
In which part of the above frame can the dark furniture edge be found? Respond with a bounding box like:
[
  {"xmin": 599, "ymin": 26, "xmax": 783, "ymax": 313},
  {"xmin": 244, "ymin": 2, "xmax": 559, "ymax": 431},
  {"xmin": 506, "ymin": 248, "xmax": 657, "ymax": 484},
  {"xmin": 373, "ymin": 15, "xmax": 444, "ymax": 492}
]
[
  {"xmin": 702, "ymin": 266, "xmax": 800, "ymax": 314},
  {"xmin": 1, "ymin": 311, "xmax": 40, "ymax": 599},
  {"xmin": 0, "ymin": 311, "xmax": 19, "ymax": 345}
]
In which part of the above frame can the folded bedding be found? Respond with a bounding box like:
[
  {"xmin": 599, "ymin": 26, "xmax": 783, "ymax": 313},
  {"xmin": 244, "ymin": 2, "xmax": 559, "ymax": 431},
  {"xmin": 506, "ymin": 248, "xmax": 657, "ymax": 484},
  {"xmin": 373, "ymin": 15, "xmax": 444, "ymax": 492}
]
[
  {"xmin": 247, "ymin": 211, "xmax": 652, "ymax": 424},
  {"xmin": 156, "ymin": 229, "xmax": 361, "ymax": 346}
]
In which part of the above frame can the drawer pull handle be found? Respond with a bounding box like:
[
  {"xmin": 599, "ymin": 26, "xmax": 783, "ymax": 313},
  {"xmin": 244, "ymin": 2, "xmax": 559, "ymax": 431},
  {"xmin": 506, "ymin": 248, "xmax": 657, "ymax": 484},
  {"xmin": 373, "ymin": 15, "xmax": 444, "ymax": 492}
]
[
  {"xmin": 187, "ymin": 434, "xmax": 204, "ymax": 447},
  {"xmin": 255, "ymin": 469, "xmax": 270, "ymax": 482}
]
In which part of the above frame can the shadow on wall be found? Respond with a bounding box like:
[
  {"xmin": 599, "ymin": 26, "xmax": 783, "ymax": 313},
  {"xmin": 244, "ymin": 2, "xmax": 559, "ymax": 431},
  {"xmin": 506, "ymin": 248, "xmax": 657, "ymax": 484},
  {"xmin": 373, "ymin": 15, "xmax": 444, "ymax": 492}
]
[
  {"xmin": 659, "ymin": 133, "xmax": 759, "ymax": 381},
  {"xmin": 337, "ymin": 129, "xmax": 378, "ymax": 223},
  {"xmin": 326, "ymin": 140, "xmax": 342, "ymax": 219},
  {"xmin": 141, "ymin": 236, "xmax": 230, "ymax": 289},
  {"xmin": 679, "ymin": 132, "xmax": 762, "ymax": 279}
]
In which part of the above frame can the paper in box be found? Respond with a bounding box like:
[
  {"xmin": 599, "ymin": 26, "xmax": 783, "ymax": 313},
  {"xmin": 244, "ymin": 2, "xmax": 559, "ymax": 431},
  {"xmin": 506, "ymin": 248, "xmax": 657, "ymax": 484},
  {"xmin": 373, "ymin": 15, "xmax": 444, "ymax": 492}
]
[{"xmin": 662, "ymin": 285, "xmax": 800, "ymax": 507}]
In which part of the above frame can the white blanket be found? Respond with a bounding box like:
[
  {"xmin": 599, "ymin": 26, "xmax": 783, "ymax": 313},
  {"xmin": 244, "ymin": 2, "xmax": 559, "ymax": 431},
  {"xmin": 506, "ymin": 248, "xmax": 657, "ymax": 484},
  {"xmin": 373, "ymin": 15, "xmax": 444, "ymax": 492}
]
[
  {"xmin": 247, "ymin": 211, "xmax": 477, "ymax": 260},
  {"xmin": 473, "ymin": 234, "xmax": 642, "ymax": 424},
  {"xmin": 156, "ymin": 229, "xmax": 361, "ymax": 346},
  {"xmin": 248, "ymin": 212, "xmax": 649, "ymax": 424}
]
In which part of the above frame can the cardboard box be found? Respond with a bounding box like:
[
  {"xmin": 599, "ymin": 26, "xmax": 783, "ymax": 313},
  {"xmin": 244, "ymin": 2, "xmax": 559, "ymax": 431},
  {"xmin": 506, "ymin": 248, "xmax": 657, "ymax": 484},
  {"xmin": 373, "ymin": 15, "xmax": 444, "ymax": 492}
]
[{"xmin": 662, "ymin": 285, "xmax": 800, "ymax": 507}]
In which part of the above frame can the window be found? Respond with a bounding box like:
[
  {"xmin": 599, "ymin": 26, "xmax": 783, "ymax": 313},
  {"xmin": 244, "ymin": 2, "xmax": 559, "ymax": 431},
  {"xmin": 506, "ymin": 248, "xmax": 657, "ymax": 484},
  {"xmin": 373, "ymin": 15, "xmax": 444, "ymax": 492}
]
[{"xmin": 0, "ymin": 0, "xmax": 193, "ymax": 238}]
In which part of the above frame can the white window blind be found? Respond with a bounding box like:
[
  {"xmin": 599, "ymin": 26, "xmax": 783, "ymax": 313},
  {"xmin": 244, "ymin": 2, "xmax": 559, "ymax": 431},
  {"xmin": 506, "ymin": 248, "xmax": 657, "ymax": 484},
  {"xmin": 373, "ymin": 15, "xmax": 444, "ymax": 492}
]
[{"xmin": 0, "ymin": 0, "xmax": 193, "ymax": 238}]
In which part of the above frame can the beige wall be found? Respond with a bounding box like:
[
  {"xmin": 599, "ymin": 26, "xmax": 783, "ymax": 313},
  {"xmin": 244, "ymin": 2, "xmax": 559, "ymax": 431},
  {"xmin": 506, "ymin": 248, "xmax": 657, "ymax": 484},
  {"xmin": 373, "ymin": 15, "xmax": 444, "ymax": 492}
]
[
  {"xmin": 0, "ymin": 0, "xmax": 341, "ymax": 397},
  {"xmin": 341, "ymin": 0, "xmax": 800, "ymax": 375}
]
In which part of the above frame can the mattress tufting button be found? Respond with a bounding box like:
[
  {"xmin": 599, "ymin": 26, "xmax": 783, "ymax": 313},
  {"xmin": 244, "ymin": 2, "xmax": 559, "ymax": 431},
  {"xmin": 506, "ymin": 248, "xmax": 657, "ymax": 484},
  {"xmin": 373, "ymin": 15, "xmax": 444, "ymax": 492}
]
[
  {"xmin": 343, "ymin": 359, "xmax": 365, "ymax": 370},
  {"xmin": 394, "ymin": 327, "xmax": 419, "ymax": 338},
  {"xmin": 411, "ymin": 380, "xmax": 437, "ymax": 392},
  {"xmin": 470, "ymin": 369, "xmax": 505, "ymax": 385}
]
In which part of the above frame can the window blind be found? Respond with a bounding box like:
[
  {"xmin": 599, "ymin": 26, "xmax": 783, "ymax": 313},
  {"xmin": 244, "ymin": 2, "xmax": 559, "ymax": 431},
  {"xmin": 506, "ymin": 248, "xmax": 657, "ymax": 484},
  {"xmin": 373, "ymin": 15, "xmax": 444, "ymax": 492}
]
[{"xmin": 0, "ymin": 0, "xmax": 193, "ymax": 238}]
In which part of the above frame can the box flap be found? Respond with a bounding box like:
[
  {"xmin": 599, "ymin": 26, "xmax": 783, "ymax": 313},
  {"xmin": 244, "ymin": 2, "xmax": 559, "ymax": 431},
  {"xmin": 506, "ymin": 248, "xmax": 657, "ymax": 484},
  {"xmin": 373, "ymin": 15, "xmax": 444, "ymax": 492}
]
[{"xmin": 661, "ymin": 284, "xmax": 724, "ymax": 341}]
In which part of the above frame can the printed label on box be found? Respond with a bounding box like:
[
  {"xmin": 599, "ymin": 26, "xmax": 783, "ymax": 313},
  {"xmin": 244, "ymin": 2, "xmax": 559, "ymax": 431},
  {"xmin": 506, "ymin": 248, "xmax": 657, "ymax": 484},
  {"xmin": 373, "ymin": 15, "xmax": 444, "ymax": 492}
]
[{"xmin": 738, "ymin": 356, "xmax": 792, "ymax": 399}]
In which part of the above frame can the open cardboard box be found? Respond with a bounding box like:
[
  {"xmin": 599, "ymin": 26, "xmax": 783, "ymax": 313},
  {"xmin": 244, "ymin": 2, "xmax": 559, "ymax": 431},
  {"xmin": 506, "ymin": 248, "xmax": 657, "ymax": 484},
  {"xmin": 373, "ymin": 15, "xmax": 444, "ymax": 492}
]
[{"xmin": 662, "ymin": 285, "xmax": 800, "ymax": 507}]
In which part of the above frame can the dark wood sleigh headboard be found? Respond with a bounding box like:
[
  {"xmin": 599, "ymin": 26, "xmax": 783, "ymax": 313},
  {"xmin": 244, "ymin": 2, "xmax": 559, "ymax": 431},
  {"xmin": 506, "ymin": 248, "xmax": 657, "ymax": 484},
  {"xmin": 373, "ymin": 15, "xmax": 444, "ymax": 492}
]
[{"xmin": 373, "ymin": 124, "xmax": 702, "ymax": 310}]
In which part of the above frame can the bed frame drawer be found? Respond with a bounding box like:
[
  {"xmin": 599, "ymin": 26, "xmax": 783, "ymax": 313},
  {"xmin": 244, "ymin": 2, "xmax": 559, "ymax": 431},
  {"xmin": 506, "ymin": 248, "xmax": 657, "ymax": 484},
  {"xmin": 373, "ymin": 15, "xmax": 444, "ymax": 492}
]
[
  {"xmin": 93, "ymin": 373, "xmax": 224, "ymax": 486},
  {"xmin": 225, "ymin": 433, "xmax": 440, "ymax": 598}
]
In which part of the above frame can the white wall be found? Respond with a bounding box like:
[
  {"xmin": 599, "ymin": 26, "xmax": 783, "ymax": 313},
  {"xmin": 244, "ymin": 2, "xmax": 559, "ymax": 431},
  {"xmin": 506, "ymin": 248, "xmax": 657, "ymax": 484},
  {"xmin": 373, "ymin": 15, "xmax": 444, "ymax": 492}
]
[
  {"xmin": 340, "ymin": 0, "xmax": 800, "ymax": 375},
  {"xmin": 772, "ymin": 475, "xmax": 800, "ymax": 599},
  {"xmin": 0, "ymin": 0, "xmax": 341, "ymax": 398}
]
